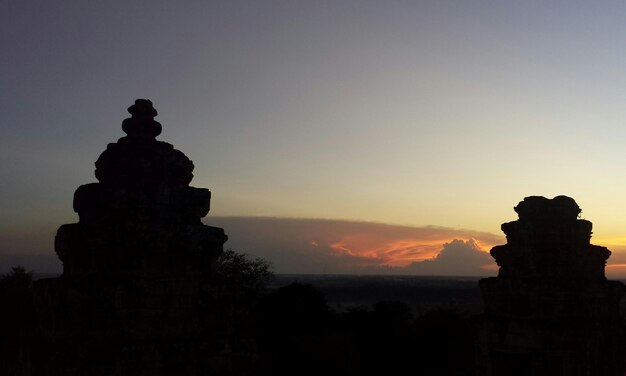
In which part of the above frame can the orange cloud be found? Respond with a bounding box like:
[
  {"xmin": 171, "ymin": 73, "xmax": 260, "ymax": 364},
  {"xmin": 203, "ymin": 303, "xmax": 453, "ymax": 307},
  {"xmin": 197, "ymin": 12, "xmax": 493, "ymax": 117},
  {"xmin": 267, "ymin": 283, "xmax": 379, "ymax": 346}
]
[
  {"xmin": 404, "ymin": 239, "xmax": 496, "ymax": 276},
  {"xmin": 330, "ymin": 237, "xmax": 454, "ymax": 267},
  {"xmin": 328, "ymin": 232, "xmax": 498, "ymax": 267},
  {"xmin": 203, "ymin": 217, "xmax": 503, "ymax": 275}
]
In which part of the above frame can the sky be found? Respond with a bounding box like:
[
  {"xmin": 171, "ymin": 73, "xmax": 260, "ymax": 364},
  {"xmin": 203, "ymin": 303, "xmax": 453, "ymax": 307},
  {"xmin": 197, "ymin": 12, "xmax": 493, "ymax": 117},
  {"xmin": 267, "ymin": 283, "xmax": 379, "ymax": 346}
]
[{"xmin": 3, "ymin": 1, "xmax": 626, "ymax": 276}]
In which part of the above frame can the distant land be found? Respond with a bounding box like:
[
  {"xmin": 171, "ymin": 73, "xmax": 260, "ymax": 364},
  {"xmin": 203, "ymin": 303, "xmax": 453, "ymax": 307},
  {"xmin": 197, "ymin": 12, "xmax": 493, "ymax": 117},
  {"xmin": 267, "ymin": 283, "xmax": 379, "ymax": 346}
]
[
  {"xmin": 30, "ymin": 272, "xmax": 626, "ymax": 318},
  {"xmin": 29, "ymin": 273, "xmax": 487, "ymax": 314}
]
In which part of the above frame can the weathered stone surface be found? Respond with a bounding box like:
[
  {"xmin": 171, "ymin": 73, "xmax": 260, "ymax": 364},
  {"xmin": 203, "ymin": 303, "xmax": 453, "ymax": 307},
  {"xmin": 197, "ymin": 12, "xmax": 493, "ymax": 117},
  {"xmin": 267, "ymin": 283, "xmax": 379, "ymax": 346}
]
[
  {"xmin": 477, "ymin": 196, "xmax": 624, "ymax": 376},
  {"xmin": 34, "ymin": 100, "xmax": 228, "ymax": 375}
]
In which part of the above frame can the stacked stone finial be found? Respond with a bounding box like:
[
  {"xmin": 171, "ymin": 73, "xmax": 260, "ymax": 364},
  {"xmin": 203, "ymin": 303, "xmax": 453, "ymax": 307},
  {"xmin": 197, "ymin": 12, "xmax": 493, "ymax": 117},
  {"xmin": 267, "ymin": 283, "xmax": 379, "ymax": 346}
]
[
  {"xmin": 477, "ymin": 196, "xmax": 624, "ymax": 376},
  {"xmin": 95, "ymin": 99, "xmax": 192, "ymax": 188},
  {"xmin": 121, "ymin": 99, "xmax": 162, "ymax": 138}
]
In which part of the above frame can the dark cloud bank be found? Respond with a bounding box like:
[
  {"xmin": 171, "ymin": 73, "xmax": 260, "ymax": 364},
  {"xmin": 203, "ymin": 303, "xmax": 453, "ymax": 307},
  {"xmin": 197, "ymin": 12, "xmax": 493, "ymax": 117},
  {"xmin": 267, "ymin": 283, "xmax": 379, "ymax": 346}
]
[
  {"xmin": 1, "ymin": 217, "xmax": 501, "ymax": 276},
  {"xmin": 205, "ymin": 217, "xmax": 500, "ymax": 276}
]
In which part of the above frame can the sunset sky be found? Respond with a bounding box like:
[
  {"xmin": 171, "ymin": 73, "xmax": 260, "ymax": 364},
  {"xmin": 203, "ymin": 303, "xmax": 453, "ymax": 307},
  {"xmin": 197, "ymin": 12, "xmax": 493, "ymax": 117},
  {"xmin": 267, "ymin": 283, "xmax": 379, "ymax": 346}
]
[{"xmin": 4, "ymin": 1, "xmax": 626, "ymax": 276}]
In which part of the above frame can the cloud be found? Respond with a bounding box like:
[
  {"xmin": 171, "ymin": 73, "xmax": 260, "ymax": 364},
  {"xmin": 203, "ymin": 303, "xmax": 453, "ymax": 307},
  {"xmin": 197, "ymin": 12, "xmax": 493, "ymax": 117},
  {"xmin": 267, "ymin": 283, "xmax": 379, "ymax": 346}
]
[
  {"xmin": 404, "ymin": 239, "xmax": 496, "ymax": 276},
  {"xmin": 204, "ymin": 217, "xmax": 502, "ymax": 275},
  {"xmin": 4, "ymin": 215, "xmax": 624, "ymax": 278}
]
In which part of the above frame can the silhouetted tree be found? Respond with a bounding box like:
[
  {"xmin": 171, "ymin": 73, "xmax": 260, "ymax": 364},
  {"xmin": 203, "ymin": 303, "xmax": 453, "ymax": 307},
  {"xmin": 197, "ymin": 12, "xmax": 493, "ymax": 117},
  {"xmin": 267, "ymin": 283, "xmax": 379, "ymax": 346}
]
[
  {"xmin": 207, "ymin": 249, "xmax": 274, "ymax": 326},
  {"xmin": 213, "ymin": 249, "xmax": 274, "ymax": 297},
  {"xmin": 202, "ymin": 250, "xmax": 274, "ymax": 376},
  {"xmin": 255, "ymin": 283, "xmax": 341, "ymax": 375},
  {"xmin": 372, "ymin": 300, "xmax": 413, "ymax": 327},
  {"xmin": 0, "ymin": 266, "xmax": 37, "ymax": 375},
  {"xmin": 259, "ymin": 283, "xmax": 330, "ymax": 333},
  {"xmin": 334, "ymin": 301, "xmax": 415, "ymax": 375},
  {"xmin": 413, "ymin": 306, "xmax": 476, "ymax": 376}
]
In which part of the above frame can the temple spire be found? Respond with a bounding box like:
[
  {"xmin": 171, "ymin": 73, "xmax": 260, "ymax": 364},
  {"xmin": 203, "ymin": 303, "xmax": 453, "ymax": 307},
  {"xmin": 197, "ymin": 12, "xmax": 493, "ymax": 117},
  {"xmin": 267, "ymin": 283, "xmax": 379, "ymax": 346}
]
[
  {"xmin": 477, "ymin": 196, "xmax": 624, "ymax": 375},
  {"xmin": 121, "ymin": 98, "xmax": 162, "ymax": 139}
]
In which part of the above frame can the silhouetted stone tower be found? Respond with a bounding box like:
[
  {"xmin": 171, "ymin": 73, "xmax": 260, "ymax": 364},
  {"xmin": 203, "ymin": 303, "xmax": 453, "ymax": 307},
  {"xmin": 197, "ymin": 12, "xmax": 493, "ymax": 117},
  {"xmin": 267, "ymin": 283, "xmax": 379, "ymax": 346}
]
[
  {"xmin": 477, "ymin": 196, "xmax": 624, "ymax": 376},
  {"xmin": 56, "ymin": 99, "xmax": 226, "ymax": 278},
  {"xmin": 37, "ymin": 100, "xmax": 228, "ymax": 375}
]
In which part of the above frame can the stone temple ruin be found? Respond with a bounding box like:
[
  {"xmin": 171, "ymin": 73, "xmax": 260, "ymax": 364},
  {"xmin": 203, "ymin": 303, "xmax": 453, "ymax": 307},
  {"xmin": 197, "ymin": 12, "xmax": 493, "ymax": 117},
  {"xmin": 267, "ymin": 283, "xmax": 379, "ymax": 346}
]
[
  {"xmin": 477, "ymin": 196, "xmax": 624, "ymax": 375},
  {"xmin": 16, "ymin": 105, "xmax": 626, "ymax": 375},
  {"xmin": 36, "ymin": 100, "xmax": 228, "ymax": 374}
]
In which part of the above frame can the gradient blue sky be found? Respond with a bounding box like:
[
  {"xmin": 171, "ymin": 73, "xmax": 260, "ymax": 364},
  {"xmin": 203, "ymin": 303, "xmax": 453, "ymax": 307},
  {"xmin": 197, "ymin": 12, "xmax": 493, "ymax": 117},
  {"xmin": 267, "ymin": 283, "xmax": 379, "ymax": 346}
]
[{"xmin": 4, "ymin": 1, "xmax": 626, "ymax": 274}]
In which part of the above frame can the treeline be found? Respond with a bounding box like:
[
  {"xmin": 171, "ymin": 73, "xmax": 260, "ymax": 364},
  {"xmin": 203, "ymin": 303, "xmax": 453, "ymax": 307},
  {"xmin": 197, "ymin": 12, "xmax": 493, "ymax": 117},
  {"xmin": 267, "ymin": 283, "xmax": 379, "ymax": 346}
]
[
  {"xmin": 206, "ymin": 251, "xmax": 477, "ymax": 375},
  {"xmin": 0, "ymin": 253, "xmax": 476, "ymax": 375},
  {"xmin": 252, "ymin": 283, "xmax": 475, "ymax": 376}
]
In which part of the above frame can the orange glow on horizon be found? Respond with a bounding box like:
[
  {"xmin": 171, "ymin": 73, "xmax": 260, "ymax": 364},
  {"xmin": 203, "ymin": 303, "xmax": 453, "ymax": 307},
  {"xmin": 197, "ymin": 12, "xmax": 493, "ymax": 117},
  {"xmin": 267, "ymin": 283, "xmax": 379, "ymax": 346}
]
[
  {"xmin": 587, "ymin": 237, "xmax": 626, "ymax": 253},
  {"xmin": 329, "ymin": 234, "xmax": 497, "ymax": 267},
  {"xmin": 481, "ymin": 263, "xmax": 499, "ymax": 271}
]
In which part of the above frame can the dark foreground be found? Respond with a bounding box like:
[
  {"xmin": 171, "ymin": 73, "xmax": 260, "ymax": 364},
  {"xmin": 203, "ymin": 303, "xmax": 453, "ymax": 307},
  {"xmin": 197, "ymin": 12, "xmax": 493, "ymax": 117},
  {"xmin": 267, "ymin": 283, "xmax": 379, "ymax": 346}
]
[
  {"xmin": 271, "ymin": 274, "xmax": 486, "ymax": 314},
  {"xmin": 2, "ymin": 270, "xmax": 490, "ymax": 376},
  {"xmin": 3, "ymin": 269, "xmax": 625, "ymax": 375}
]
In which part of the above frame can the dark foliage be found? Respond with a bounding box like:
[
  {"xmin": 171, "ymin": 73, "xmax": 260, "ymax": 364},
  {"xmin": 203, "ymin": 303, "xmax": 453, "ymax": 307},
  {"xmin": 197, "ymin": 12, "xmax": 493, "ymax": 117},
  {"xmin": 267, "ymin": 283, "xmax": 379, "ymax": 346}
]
[
  {"xmin": 201, "ymin": 250, "xmax": 275, "ymax": 375},
  {"xmin": 0, "ymin": 261, "xmax": 478, "ymax": 376},
  {"xmin": 254, "ymin": 283, "xmax": 476, "ymax": 376},
  {"xmin": 259, "ymin": 283, "xmax": 330, "ymax": 333},
  {"xmin": 0, "ymin": 266, "xmax": 36, "ymax": 332},
  {"xmin": 255, "ymin": 283, "xmax": 349, "ymax": 376},
  {"xmin": 0, "ymin": 267, "xmax": 38, "ymax": 374},
  {"xmin": 213, "ymin": 249, "xmax": 274, "ymax": 297},
  {"xmin": 206, "ymin": 249, "xmax": 274, "ymax": 332},
  {"xmin": 413, "ymin": 307, "xmax": 476, "ymax": 375}
]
